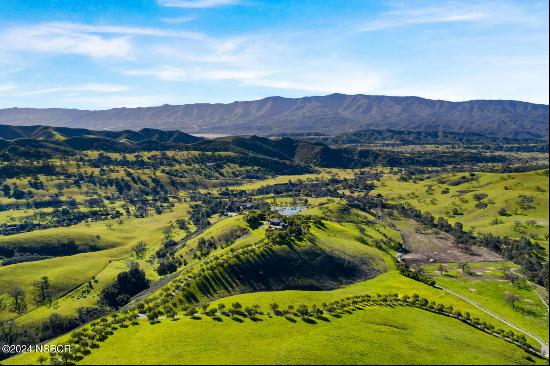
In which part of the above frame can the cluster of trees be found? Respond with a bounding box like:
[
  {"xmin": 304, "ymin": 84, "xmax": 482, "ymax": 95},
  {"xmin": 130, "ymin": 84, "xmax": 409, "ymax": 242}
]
[
  {"xmin": 0, "ymin": 196, "xmax": 69, "ymax": 212},
  {"xmin": 0, "ymin": 239, "xmax": 81, "ymax": 263},
  {"xmin": 394, "ymin": 258, "xmax": 436, "ymax": 286},
  {"xmin": 181, "ymin": 152, "xmax": 312, "ymax": 176},
  {"xmin": 27, "ymin": 176, "xmax": 45, "ymax": 190},
  {"xmin": 0, "ymin": 163, "xmax": 59, "ymax": 179},
  {"xmin": 352, "ymin": 148, "xmax": 508, "ymax": 167},
  {"xmin": 1, "ymin": 253, "xmax": 53, "ymax": 266},
  {"xmin": 252, "ymin": 180, "xmax": 342, "ymax": 198},
  {"xmin": 1, "ymin": 183, "xmax": 32, "ymax": 200},
  {"xmin": 447, "ymin": 173, "xmax": 478, "ymax": 186},
  {"xmin": 340, "ymin": 171, "xmax": 381, "ymax": 192},
  {"xmin": 300, "ymin": 129, "xmax": 546, "ymax": 149},
  {"xmin": 188, "ymin": 192, "xmax": 264, "ymax": 229},
  {"xmin": 0, "ymin": 312, "xmax": 86, "ymax": 362},
  {"xmin": 1, "ymin": 276, "xmax": 53, "ymax": 318},
  {"xmin": 73, "ymin": 170, "xmax": 169, "ymax": 200},
  {"xmin": 155, "ymin": 227, "xmax": 184, "ymax": 276},
  {"xmin": 44, "ymin": 312, "xmax": 141, "ymax": 364},
  {"xmin": 0, "ymin": 207, "xmax": 122, "ymax": 236},
  {"xmin": 265, "ymin": 215, "xmax": 311, "ymax": 245},
  {"xmin": 32, "ymin": 276, "xmax": 52, "ymax": 306},
  {"xmin": 100, "ymin": 263, "xmax": 150, "ymax": 309},
  {"xmin": 244, "ymin": 210, "xmax": 266, "ymax": 229},
  {"xmin": 517, "ymin": 195, "xmax": 536, "ymax": 210}
]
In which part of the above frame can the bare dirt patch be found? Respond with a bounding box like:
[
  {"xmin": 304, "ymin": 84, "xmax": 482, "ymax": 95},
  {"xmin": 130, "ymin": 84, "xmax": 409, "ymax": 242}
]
[{"xmin": 393, "ymin": 218, "xmax": 503, "ymax": 264}]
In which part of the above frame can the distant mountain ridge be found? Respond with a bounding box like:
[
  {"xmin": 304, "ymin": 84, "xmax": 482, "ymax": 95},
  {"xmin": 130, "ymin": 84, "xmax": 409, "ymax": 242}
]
[
  {"xmin": 0, "ymin": 94, "xmax": 547, "ymax": 138},
  {"xmin": 0, "ymin": 124, "xmax": 200, "ymax": 144},
  {"xmin": 0, "ymin": 124, "xmax": 352, "ymax": 168},
  {"xmin": 0, "ymin": 123, "xmax": 511, "ymax": 168}
]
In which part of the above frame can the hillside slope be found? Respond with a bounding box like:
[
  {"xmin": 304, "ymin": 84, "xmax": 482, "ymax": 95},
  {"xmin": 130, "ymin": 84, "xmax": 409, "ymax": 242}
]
[
  {"xmin": 56, "ymin": 308, "xmax": 545, "ymax": 364},
  {"xmin": 1, "ymin": 94, "xmax": 547, "ymax": 137},
  {"xmin": 0, "ymin": 125, "xmax": 200, "ymax": 144}
]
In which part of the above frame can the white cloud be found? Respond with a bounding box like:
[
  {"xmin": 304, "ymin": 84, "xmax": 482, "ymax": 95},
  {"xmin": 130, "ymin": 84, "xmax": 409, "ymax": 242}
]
[
  {"xmin": 161, "ymin": 16, "xmax": 196, "ymax": 24},
  {"xmin": 0, "ymin": 82, "xmax": 17, "ymax": 93},
  {"xmin": 2, "ymin": 24, "xmax": 133, "ymax": 58},
  {"xmin": 43, "ymin": 22, "xmax": 206, "ymax": 40},
  {"xmin": 125, "ymin": 65, "xmax": 271, "ymax": 82},
  {"xmin": 20, "ymin": 83, "xmax": 130, "ymax": 96},
  {"xmin": 360, "ymin": 3, "xmax": 488, "ymax": 32},
  {"xmin": 125, "ymin": 66, "xmax": 189, "ymax": 81},
  {"xmin": 358, "ymin": 1, "xmax": 544, "ymax": 32},
  {"xmin": 248, "ymin": 65, "xmax": 385, "ymax": 95},
  {"xmin": 124, "ymin": 60, "xmax": 384, "ymax": 95},
  {"xmin": 158, "ymin": 0, "xmax": 240, "ymax": 9},
  {"xmin": 0, "ymin": 22, "xmax": 208, "ymax": 59},
  {"xmin": 63, "ymin": 95, "xmax": 181, "ymax": 109}
]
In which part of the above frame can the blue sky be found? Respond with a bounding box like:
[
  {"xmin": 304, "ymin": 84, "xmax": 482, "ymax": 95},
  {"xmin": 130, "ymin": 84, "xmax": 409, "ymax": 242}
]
[{"xmin": 0, "ymin": 0, "xmax": 548, "ymax": 109}]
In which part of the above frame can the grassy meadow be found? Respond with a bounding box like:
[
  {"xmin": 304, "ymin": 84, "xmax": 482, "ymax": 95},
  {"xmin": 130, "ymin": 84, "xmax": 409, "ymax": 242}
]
[{"xmin": 373, "ymin": 170, "xmax": 549, "ymax": 251}]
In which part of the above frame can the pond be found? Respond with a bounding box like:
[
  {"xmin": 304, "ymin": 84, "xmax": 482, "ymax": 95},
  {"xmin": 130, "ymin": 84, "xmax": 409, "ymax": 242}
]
[{"xmin": 272, "ymin": 206, "xmax": 306, "ymax": 216}]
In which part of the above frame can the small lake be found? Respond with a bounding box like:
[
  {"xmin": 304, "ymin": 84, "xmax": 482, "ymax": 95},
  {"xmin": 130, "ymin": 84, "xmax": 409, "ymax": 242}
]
[{"xmin": 272, "ymin": 206, "xmax": 306, "ymax": 216}]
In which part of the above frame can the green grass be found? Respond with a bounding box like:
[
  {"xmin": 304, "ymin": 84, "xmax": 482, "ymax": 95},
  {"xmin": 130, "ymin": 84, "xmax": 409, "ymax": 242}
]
[
  {"xmin": 208, "ymin": 270, "xmax": 544, "ymax": 345},
  {"xmin": 176, "ymin": 215, "xmax": 248, "ymax": 259},
  {"xmin": 0, "ymin": 203, "xmax": 191, "ymax": 323},
  {"xmin": 14, "ymin": 260, "xmax": 127, "ymax": 325},
  {"xmin": 424, "ymin": 261, "xmax": 549, "ymax": 342},
  {"xmin": 373, "ymin": 170, "xmax": 549, "ymax": 251},
  {"xmin": 299, "ymin": 201, "xmax": 376, "ymax": 222},
  {"xmin": 7, "ymin": 306, "xmax": 542, "ymax": 365},
  {"xmin": 311, "ymin": 220, "xmax": 395, "ymax": 270},
  {"xmin": 229, "ymin": 169, "xmax": 357, "ymax": 191}
]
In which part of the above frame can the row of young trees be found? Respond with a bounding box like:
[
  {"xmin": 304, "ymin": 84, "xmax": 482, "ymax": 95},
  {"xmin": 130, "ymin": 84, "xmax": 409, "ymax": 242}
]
[
  {"xmin": 38, "ymin": 291, "xmax": 542, "ymax": 365},
  {"xmin": 127, "ymin": 213, "xmax": 317, "ymax": 321}
]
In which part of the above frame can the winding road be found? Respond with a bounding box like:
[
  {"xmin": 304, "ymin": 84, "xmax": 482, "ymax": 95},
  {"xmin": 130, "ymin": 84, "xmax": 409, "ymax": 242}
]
[
  {"xmin": 436, "ymin": 285, "xmax": 549, "ymax": 357},
  {"xmin": 392, "ymin": 218, "xmax": 549, "ymax": 358}
]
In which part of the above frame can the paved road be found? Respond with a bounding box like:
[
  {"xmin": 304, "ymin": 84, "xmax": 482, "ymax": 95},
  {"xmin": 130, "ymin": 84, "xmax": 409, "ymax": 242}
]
[{"xmin": 437, "ymin": 285, "xmax": 549, "ymax": 358}]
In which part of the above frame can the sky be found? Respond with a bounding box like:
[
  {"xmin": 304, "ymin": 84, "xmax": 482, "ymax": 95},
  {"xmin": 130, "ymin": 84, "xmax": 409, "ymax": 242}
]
[{"xmin": 0, "ymin": 0, "xmax": 548, "ymax": 109}]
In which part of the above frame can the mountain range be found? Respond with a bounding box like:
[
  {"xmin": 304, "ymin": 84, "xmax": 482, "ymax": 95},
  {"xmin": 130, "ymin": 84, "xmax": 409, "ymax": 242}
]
[{"xmin": 0, "ymin": 94, "xmax": 548, "ymax": 138}]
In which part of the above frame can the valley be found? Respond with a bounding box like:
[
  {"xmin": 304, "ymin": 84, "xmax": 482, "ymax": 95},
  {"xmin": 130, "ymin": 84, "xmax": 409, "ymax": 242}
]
[{"xmin": 0, "ymin": 124, "xmax": 547, "ymax": 365}]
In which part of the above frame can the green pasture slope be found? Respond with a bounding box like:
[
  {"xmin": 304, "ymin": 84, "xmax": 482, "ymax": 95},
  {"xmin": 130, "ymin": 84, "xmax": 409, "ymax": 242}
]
[
  {"xmin": 2, "ymin": 165, "xmax": 549, "ymax": 365},
  {"xmin": 4, "ymin": 217, "xmax": 547, "ymax": 365},
  {"xmin": 424, "ymin": 261, "xmax": 549, "ymax": 343},
  {"xmin": 6, "ymin": 274, "xmax": 546, "ymax": 365},
  {"xmin": 45, "ymin": 308, "xmax": 547, "ymax": 364},
  {"xmin": 0, "ymin": 203, "xmax": 191, "ymax": 323},
  {"xmin": 374, "ymin": 170, "xmax": 549, "ymax": 251},
  {"xmin": 133, "ymin": 216, "xmax": 394, "ymax": 311}
]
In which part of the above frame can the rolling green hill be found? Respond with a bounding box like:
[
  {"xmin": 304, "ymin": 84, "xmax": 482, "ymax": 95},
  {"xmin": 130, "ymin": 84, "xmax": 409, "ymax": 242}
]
[
  {"xmin": 373, "ymin": 170, "xmax": 550, "ymax": 251},
  {"xmin": 25, "ymin": 307, "xmax": 545, "ymax": 365}
]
